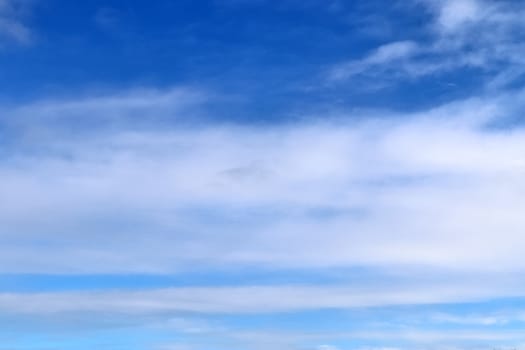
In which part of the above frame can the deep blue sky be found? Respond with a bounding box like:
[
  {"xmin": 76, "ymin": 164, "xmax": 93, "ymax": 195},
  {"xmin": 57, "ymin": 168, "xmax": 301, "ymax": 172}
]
[{"xmin": 0, "ymin": 0, "xmax": 483, "ymax": 112}]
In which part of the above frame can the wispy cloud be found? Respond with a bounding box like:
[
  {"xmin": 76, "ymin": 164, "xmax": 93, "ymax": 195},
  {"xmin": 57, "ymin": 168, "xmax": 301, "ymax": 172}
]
[
  {"xmin": 329, "ymin": 0, "xmax": 525, "ymax": 88},
  {"xmin": 0, "ymin": 0, "xmax": 32, "ymax": 44},
  {"xmin": 329, "ymin": 41, "xmax": 419, "ymax": 81},
  {"xmin": 4, "ymin": 2, "xmax": 525, "ymax": 350},
  {"xmin": 3, "ymin": 282, "xmax": 525, "ymax": 349},
  {"xmin": 3, "ymin": 281, "xmax": 525, "ymax": 315}
]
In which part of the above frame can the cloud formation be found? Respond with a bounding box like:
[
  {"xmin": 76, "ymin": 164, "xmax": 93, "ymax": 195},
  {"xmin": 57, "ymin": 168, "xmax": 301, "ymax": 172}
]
[
  {"xmin": 2, "ymin": 278, "xmax": 525, "ymax": 315},
  {"xmin": 0, "ymin": 0, "xmax": 31, "ymax": 44},
  {"xmin": 1, "ymin": 86, "xmax": 525, "ymax": 275},
  {"xmin": 3, "ymin": 2, "xmax": 525, "ymax": 349},
  {"xmin": 329, "ymin": 0, "xmax": 525, "ymax": 88}
]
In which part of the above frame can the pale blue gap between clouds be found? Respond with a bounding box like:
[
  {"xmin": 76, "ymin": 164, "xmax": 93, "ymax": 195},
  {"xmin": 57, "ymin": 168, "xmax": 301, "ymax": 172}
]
[{"xmin": 2, "ymin": 0, "xmax": 525, "ymax": 350}]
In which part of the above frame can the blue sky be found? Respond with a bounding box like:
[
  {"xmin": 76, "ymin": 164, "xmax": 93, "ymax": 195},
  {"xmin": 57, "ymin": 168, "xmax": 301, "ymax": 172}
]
[{"xmin": 2, "ymin": 0, "xmax": 525, "ymax": 349}]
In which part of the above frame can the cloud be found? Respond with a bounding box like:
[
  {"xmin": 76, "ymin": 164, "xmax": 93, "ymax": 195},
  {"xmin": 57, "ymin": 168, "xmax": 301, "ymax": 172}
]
[
  {"xmin": 434, "ymin": 0, "xmax": 482, "ymax": 33},
  {"xmin": 2, "ymin": 87, "xmax": 525, "ymax": 275},
  {"xmin": 227, "ymin": 329, "xmax": 525, "ymax": 350},
  {"xmin": 0, "ymin": 0, "xmax": 32, "ymax": 44},
  {"xmin": 3, "ymin": 285, "xmax": 525, "ymax": 349},
  {"xmin": 430, "ymin": 313, "xmax": 506, "ymax": 326},
  {"xmin": 329, "ymin": 0, "xmax": 525, "ymax": 87},
  {"xmin": 4, "ymin": 84, "xmax": 525, "ymax": 350},
  {"xmin": 329, "ymin": 41, "xmax": 419, "ymax": 81},
  {"xmin": 4, "ymin": 2, "xmax": 525, "ymax": 349},
  {"xmin": 4, "ymin": 280, "xmax": 525, "ymax": 349},
  {"xmin": 316, "ymin": 345, "xmax": 340, "ymax": 350},
  {"xmin": 3, "ymin": 281, "xmax": 525, "ymax": 315}
]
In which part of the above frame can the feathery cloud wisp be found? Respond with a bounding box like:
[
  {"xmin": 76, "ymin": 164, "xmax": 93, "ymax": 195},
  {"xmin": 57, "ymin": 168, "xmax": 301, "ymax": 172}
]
[
  {"xmin": 0, "ymin": 0, "xmax": 31, "ymax": 44},
  {"xmin": 329, "ymin": 0, "xmax": 525, "ymax": 87}
]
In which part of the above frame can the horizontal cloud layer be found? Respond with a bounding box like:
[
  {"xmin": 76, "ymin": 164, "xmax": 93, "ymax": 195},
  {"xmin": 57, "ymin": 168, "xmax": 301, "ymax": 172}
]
[
  {"xmin": 1, "ymin": 86, "xmax": 525, "ymax": 275},
  {"xmin": 3, "ymin": 279, "xmax": 525, "ymax": 315}
]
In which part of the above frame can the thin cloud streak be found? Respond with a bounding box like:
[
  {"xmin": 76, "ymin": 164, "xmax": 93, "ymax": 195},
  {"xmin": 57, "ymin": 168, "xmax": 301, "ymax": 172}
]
[
  {"xmin": 328, "ymin": 0, "xmax": 525, "ymax": 87},
  {"xmin": 2, "ymin": 281, "xmax": 525, "ymax": 315},
  {"xmin": 0, "ymin": 0, "xmax": 32, "ymax": 44}
]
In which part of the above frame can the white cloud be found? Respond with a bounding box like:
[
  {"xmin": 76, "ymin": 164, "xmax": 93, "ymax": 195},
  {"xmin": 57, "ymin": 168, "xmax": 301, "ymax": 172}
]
[
  {"xmin": 316, "ymin": 345, "xmax": 340, "ymax": 350},
  {"xmin": 3, "ymin": 285, "xmax": 525, "ymax": 350},
  {"xmin": 329, "ymin": 41, "xmax": 419, "ymax": 81},
  {"xmin": 3, "ymin": 87, "xmax": 525, "ymax": 276},
  {"xmin": 0, "ymin": 279, "xmax": 524, "ymax": 314},
  {"xmin": 431, "ymin": 313, "xmax": 506, "ymax": 326},
  {"xmin": 4, "ymin": 89, "xmax": 525, "ymax": 350},
  {"xmin": 435, "ymin": 0, "xmax": 482, "ymax": 33},
  {"xmin": 329, "ymin": 0, "xmax": 525, "ymax": 86},
  {"xmin": 228, "ymin": 329, "xmax": 525, "ymax": 350}
]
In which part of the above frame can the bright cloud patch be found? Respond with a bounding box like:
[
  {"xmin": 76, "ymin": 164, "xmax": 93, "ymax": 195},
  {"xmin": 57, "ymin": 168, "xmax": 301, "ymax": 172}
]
[{"xmin": 2, "ymin": 89, "xmax": 525, "ymax": 274}]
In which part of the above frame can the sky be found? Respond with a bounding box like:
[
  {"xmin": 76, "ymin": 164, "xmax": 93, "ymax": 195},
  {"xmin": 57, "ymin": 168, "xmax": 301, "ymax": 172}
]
[{"xmin": 2, "ymin": 0, "xmax": 525, "ymax": 349}]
